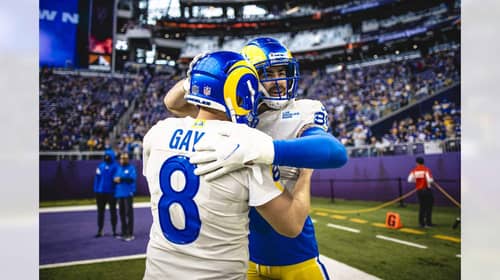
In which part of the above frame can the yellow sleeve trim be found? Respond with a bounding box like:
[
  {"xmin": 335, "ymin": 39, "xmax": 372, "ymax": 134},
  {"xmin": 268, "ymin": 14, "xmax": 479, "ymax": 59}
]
[{"xmin": 269, "ymin": 165, "xmax": 284, "ymax": 192}]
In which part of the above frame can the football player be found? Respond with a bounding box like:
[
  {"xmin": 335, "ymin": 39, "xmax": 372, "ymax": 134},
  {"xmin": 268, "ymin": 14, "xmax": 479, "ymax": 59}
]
[
  {"xmin": 143, "ymin": 51, "xmax": 315, "ymax": 279},
  {"xmin": 163, "ymin": 38, "xmax": 347, "ymax": 280}
]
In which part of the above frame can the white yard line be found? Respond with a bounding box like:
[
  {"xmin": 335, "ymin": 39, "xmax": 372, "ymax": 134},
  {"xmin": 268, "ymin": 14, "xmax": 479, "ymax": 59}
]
[
  {"xmin": 327, "ymin": 223, "xmax": 360, "ymax": 233},
  {"xmin": 376, "ymin": 235, "xmax": 427, "ymax": 249},
  {"xmin": 40, "ymin": 254, "xmax": 146, "ymax": 269},
  {"xmin": 319, "ymin": 254, "xmax": 382, "ymax": 280},
  {"xmin": 40, "ymin": 202, "xmax": 150, "ymax": 213}
]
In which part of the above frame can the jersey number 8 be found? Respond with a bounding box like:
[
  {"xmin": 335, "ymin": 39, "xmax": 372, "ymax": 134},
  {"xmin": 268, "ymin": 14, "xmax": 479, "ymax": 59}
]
[{"xmin": 158, "ymin": 155, "xmax": 201, "ymax": 244}]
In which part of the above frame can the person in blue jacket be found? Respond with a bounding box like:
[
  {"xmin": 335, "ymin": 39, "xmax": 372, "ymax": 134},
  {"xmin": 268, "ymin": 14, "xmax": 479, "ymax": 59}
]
[
  {"xmin": 93, "ymin": 149, "xmax": 118, "ymax": 238},
  {"xmin": 114, "ymin": 152, "xmax": 137, "ymax": 241}
]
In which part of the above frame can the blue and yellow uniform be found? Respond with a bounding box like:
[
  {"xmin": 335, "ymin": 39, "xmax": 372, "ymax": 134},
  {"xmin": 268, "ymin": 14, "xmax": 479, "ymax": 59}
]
[
  {"xmin": 248, "ymin": 209, "xmax": 329, "ymax": 280},
  {"xmin": 242, "ymin": 37, "xmax": 344, "ymax": 280}
]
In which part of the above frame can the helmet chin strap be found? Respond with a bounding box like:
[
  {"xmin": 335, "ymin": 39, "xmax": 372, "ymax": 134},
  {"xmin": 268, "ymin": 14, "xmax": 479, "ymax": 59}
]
[{"xmin": 225, "ymin": 97, "xmax": 237, "ymax": 123}]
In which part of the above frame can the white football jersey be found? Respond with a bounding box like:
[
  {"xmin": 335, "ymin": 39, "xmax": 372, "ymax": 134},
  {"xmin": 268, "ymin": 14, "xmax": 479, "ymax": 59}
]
[
  {"xmin": 257, "ymin": 99, "xmax": 328, "ymax": 190},
  {"xmin": 142, "ymin": 117, "xmax": 283, "ymax": 280}
]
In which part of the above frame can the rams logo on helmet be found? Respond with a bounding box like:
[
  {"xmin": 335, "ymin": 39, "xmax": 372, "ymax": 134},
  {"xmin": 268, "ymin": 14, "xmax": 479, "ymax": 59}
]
[{"xmin": 185, "ymin": 51, "xmax": 260, "ymax": 126}]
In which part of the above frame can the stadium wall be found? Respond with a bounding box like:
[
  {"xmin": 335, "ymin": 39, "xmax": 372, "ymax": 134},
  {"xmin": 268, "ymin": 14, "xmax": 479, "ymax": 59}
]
[
  {"xmin": 40, "ymin": 153, "xmax": 460, "ymax": 206},
  {"xmin": 312, "ymin": 152, "xmax": 460, "ymax": 206}
]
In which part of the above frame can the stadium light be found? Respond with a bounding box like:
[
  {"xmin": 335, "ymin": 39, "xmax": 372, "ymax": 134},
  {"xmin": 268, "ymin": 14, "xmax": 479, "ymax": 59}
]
[{"xmin": 116, "ymin": 40, "xmax": 128, "ymax": 51}]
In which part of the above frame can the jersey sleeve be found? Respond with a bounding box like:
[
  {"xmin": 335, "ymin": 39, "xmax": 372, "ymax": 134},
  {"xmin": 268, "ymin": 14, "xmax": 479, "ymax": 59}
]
[
  {"xmin": 296, "ymin": 100, "xmax": 329, "ymax": 136},
  {"xmin": 142, "ymin": 125, "xmax": 155, "ymax": 176},
  {"xmin": 248, "ymin": 165, "xmax": 284, "ymax": 207}
]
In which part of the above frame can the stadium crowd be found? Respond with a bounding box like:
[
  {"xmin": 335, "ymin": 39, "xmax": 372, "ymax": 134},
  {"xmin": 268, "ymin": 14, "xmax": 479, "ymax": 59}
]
[
  {"xmin": 117, "ymin": 73, "xmax": 180, "ymax": 158},
  {"xmin": 298, "ymin": 50, "xmax": 460, "ymax": 141},
  {"xmin": 339, "ymin": 99, "xmax": 460, "ymax": 150},
  {"xmin": 39, "ymin": 49, "xmax": 460, "ymax": 155},
  {"xmin": 39, "ymin": 68, "xmax": 145, "ymax": 151}
]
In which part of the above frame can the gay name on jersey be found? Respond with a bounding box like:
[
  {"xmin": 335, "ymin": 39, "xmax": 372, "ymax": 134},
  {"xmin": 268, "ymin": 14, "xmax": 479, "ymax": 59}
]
[{"xmin": 169, "ymin": 129, "xmax": 205, "ymax": 152}]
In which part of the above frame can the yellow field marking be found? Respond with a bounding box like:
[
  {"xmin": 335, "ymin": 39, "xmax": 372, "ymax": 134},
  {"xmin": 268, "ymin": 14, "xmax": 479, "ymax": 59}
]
[
  {"xmin": 331, "ymin": 215, "xmax": 347, "ymax": 220},
  {"xmin": 433, "ymin": 235, "xmax": 461, "ymax": 243},
  {"xmin": 315, "ymin": 212, "xmax": 329, "ymax": 216},
  {"xmin": 371, "ymin": 223, "xmax": 387, "ymax": 228},
  {"xmin": 399, "ymin": 228, "xmax": 425, "ymax": 235},
  {"xmin": 349, "ymin": 218, "xmax": 368, "ymax": 224}
]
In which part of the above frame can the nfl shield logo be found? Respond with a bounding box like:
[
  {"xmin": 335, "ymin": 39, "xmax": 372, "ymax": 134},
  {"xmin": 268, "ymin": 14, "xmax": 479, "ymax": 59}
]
[{"xmin": 203, "ymin": 86, "xmax": 211, "ymax": 96}]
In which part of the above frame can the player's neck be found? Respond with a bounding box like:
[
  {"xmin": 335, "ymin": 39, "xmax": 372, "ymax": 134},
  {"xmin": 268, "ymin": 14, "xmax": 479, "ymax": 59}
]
[{"xmin": 196, "ymin": 108, "xmax": 228, "ymax": 121}]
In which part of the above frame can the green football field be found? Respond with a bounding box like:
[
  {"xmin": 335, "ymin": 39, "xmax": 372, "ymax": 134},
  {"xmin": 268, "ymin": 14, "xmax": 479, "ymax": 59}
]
[{"xmin": 40, "ymin": 197, "xmax": 460, "ymax": 280}]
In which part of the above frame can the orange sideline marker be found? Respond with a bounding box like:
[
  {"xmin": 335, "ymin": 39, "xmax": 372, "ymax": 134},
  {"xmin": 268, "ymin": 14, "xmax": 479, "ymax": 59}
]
[{"xmin": 385, "ymin": 212, "xmax": 403, "ymax": 229}]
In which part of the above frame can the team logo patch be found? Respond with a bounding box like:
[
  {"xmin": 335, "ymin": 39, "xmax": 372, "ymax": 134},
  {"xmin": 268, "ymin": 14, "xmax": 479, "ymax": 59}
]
[
  {"xmin": 281, "ymin": 111, "xmax": 300, "ymax": 120},
  {"xmin": 192, "ymin": 85, "xmax": 199, "ymax": 94},
  {"xmin": 192, "ymin": 119, "xmax": 205, "ymax": 128},
  {"xmin": 203, "ymin": 86, "xmax": 211, "ymax": 96}
]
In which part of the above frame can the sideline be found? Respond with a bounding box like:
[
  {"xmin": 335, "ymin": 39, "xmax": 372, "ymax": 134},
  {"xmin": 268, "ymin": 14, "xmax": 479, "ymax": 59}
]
[
  {"xmin": 40, "ymin": 254, "xmax": 146, "ymax": 269},
  {"xmin": 40, "ymin": 253, "xmax": 381, "ymax": 280},
  {"xmin": 319, "ymin": 254, "xmax": 382, "ymax": 280},
  {"xmin": 39, "ymin": 202, "xmax": 150, "ymax": 213}
]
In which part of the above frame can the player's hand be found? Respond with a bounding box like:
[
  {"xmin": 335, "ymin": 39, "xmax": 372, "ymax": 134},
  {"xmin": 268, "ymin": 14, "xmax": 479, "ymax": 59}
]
[
  {"xmin": 183, "ymin": 51, "xmax": 211, "ymax": 94},
  {"xmin": 190, "ymin": 126, "xmax": 274, "ymax": 181},
  {"xmin": 298, "ymin": 168, "xmax": 314, "ymax": 179}
]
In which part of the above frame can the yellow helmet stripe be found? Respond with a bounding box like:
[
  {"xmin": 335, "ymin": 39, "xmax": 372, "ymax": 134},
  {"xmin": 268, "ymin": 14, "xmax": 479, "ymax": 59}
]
[
  {"xmin": 223, "ymin": 64, "xmax": 255, "ymax": 116},
  {"xmin": 229, "ymin": 60, "xmax": 259, "ymax": 77},
  {"xmin": 241, "ymin": 45, "xmax": 268, "ymax": 66}
]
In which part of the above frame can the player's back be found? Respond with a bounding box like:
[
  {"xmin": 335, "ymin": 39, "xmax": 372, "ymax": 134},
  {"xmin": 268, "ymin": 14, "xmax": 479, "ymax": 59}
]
[{"xmin": 143, "ymin": 117, "xmax": 277, "ymax": 279}]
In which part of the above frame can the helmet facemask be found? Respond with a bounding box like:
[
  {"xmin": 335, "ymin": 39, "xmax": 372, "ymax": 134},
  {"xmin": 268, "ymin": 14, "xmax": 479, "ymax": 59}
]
[
  {"xmin": 256, "ymin": 58, "xmax": 299, "ymax": 110},
  {"xmin": 241, "ymin": 37, "xmax": 300, "ymax": 111}
]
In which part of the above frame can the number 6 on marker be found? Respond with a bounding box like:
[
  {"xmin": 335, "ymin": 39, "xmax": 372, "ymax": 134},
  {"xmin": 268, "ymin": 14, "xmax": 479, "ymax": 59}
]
[{"xmin": 158, "ymin": 155, "xmax": 201, "ymax": 245}]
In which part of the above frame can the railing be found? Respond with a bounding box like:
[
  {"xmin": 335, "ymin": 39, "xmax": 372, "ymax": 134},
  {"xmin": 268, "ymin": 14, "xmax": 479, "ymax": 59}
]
[
  {"xmin": 39, "ymin": 151, "xmax": 105, "ymax": 160},
  {"xmin": 314, "ymin": 178, "xmax": 460, "ymax": 206},
  {"xmin": 346, "ymin": 138, "xmax": 460, "ymax": 158},
  {"xmin": 320, "ymin": 178, "xmax": 407, "ymax": 206},
  {"xmin": 40, "ymin": 138, "xmax": 460, "ymax": 160}
]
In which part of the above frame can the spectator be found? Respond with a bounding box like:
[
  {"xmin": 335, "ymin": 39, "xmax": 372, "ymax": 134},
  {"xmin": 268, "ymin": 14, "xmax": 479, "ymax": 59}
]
[
  {"xmin": 352, "ymin": 125, "xmax": 367, "ymax": 147},
  {"xmin": 407, "ymin": 157, "xmax": 435, "ymax": 228},
  {"xmin": 114, "ymin": 153, "xmax": 137, "ymax": 241},
  {"xmin": 374, "ymin": 136, "xmax": 389, "ymax": 155},
  {"xmin": 93, "ymin": 149, "xmax": 118, "ymax": 238},
  {"xmin": 39, "ymin": 71, "xmax": 144, "ymax": 151}
]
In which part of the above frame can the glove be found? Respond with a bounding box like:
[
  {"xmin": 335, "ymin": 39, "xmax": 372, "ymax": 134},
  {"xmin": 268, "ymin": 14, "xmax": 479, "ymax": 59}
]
[
  {"xmin": 190, "ymin": 126, "xmax": 275, "ymax": 181},
  {"xmin": 183, "ymin": 51, "xmax": 211, "ymax": 94}
]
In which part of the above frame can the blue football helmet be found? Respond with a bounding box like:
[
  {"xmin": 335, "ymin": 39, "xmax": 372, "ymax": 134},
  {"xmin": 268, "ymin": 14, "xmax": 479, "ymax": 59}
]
[
  {"xmin": 185, "ymin": 51, "xmax": 260, "ymax": 127},
  {"xmin": 241, "ymin": 37, "xmax": 300, "ymax": 110}
]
